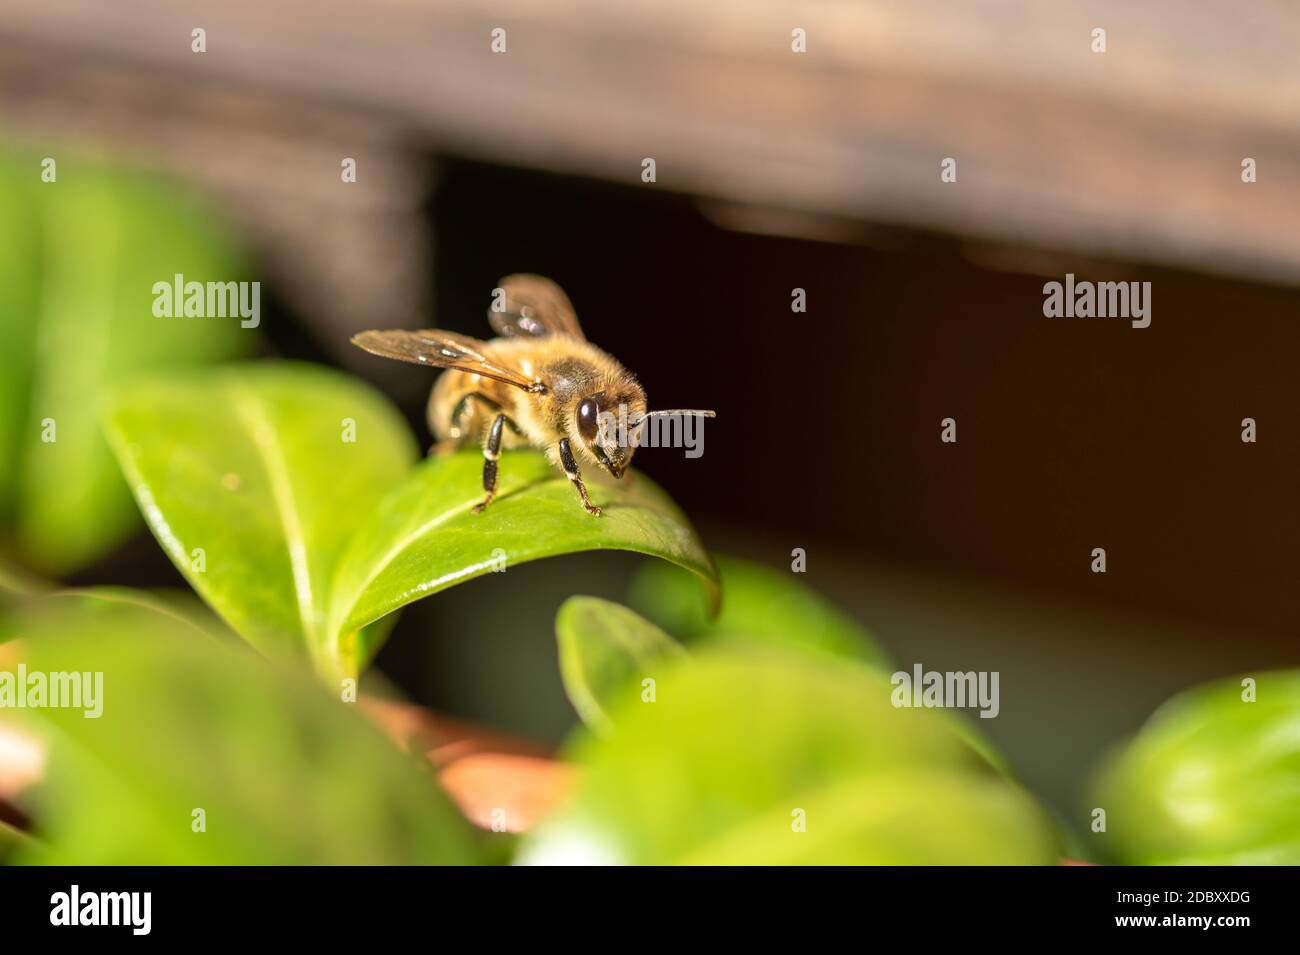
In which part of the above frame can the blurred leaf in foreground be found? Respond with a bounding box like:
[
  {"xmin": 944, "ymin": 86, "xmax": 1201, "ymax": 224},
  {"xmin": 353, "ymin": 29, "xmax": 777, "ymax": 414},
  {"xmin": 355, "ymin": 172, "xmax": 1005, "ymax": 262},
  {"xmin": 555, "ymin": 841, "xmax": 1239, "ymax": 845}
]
[
  {"xmin": 0, "ymin": 148, "xmax": 255, "ymax": 576},
  {"xmin": 555, "ymin": 595, "xmax": 687, "ymax": 736},
  {"xmin": 630, "ymin": 554, "xmax": 889, "ymax": 667},
  {"xmin": 8, "ymin": 591, "xmax": 480, "ymax": 864},
  {"xmin": 522, "ymin": 645, "xmax": 1058, "ymax": 865},
  {"xmin": 1090, "ymin": 670, "xmax": 1300, "ymax": 864},
  {"xmin": 0, "ymin": 818, "xmax": 31, "ymax": 863}
]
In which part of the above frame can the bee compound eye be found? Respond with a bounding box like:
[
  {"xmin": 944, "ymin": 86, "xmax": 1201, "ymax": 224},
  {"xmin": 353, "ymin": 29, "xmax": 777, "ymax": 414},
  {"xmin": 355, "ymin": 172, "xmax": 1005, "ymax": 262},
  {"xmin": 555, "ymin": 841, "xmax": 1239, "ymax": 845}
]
[{"xmin": 577, "ymin": 398, "xmax": 600, "ymax": 442}]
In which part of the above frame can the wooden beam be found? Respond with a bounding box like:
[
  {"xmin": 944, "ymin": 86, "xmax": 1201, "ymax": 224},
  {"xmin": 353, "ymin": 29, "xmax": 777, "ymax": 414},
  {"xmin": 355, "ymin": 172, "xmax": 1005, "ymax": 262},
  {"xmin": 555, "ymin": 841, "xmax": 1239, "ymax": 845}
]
[{"xmin": 2, "ymin": 1, "xmax": 1298, "ymax": 282}]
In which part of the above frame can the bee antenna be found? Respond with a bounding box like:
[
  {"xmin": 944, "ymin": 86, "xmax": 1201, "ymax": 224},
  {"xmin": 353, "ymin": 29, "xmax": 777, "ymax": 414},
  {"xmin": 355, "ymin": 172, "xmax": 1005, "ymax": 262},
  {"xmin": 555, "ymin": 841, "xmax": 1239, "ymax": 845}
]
[{"xmin": 630, "ymin": 409, "xmax": 717, "ymax": 426}]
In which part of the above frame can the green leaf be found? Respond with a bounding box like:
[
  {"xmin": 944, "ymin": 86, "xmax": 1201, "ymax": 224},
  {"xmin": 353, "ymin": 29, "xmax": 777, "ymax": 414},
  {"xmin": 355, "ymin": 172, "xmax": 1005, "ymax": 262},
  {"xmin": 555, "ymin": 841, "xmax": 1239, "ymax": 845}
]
[
  {"xmin": 102, "ymin": 363, "xmax": 418, "ymax": 675},
  {"xmin": 10, "ymin": 591, "xmax": 481, "ymax": 864},
  {"xmin": 676, "ymin": 770, "xmax": 1057, "ymax": 865},
  {"xmin": 103, "ymin": 362, "xmax": 714, "ymax": 680},
  {"xmin": 0, "ymin": 151, "xmax": 41, "ymax": 528},
  {"xmin": 522, "ymin": 646, "xmax": 1058, "ymax": 865},
  {"xmin": 629, "ymin": 554, "xmax": 889, "ymax": 667},
  {"xmin": 328, "ymin": 449, "xmax": 718, "ymax": 668},
  {"xmin": 0, "ymin": 585, "xmax": 218, "ymax": 648},
  {"xmin": 1090, "ymin": 670, "xmax": 1300, "ymax": 864},
  {"xmin": 555, "ymin": 596, "xmax": 687, "ymax": 735},
  {"xmin": 0, "ymin": 151, "xmax": 255, "ymax": 575},
  {"xmin": 0, "ymin": 556, "xmax": 50, "ymax": 605},
  {"xmin": 0, "ymin": 818, "xmax": 32, "ymax": 863},
  {"xmin": 0, "ymin": 585, "xmax": 235, "ymax": 647}
]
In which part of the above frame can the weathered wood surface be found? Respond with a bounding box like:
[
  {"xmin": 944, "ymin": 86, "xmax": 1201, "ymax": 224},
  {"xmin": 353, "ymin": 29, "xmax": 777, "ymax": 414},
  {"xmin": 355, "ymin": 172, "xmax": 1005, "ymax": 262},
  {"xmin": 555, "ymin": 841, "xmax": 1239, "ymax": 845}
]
[{"xmin": 2, "ymin": 0, "xmax": 1299, "ymax": 283}]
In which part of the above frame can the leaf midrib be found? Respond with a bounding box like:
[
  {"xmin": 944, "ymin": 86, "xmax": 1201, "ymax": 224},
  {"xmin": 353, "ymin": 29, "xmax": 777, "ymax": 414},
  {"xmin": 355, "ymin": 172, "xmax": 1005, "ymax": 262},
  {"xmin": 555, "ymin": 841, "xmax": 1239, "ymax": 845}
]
[{"xmin": 229, "ymin": 384, "xmax": 320, "ymax": 654}]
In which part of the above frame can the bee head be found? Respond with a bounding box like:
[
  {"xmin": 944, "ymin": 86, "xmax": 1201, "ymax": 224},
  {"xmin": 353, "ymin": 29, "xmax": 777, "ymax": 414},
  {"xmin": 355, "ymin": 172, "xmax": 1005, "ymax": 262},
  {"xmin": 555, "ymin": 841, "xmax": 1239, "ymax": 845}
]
[{"xmin": 572, "ymin": 387, "xmax": 645, "ymax": 479}]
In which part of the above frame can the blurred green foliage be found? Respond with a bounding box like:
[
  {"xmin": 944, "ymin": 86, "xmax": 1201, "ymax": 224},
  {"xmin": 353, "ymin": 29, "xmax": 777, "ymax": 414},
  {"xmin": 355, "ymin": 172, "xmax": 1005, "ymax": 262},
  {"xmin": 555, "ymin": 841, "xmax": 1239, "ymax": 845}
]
[
  {"xmin": 630, "ymin": 556, "xmax": 1009, "ymax": 775},
  {"xmin": 0, "ymin": 818, "xmax": 31, "ymax": 864},
  {"xmin": 0, "ymin": 146, "xmax": 255, "ymax": 576},
  {"xmin": 527, "ymin": 638, "xmax": 1060, "ymax": 864},
  {"xmin": 5, "ymin": 591, "xmax": 481, "ymax": 864},
  {"xmin": 555, "ymin": 595, "xmax": 687, "ymax": 736},
  {"xmin": 1090, "ymin": 669, "xmax": 1300, "ymax": 864},
  {"xmin": 630, "ymin": 554, "xmax": 890, "ymax": 667}
]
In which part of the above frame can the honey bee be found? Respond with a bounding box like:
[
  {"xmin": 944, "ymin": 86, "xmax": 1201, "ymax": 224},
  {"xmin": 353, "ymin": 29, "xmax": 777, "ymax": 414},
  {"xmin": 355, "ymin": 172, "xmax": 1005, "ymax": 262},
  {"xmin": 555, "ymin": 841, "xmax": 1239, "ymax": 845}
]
[{"xmin": 351, "ymin": 275, "xmax": 714, "ymax": 516}]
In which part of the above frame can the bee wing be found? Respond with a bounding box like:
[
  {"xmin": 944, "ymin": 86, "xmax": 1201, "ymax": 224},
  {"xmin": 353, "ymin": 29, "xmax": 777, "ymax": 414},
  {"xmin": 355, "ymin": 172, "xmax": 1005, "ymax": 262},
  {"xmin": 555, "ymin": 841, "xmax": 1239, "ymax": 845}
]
[
  {"xmin": 350, "ymin": 329, "xmax": 544, "ymax": 392},
  {"xmin": 487, "ymin": 274, "xmax": 586, "ymax": 340}
]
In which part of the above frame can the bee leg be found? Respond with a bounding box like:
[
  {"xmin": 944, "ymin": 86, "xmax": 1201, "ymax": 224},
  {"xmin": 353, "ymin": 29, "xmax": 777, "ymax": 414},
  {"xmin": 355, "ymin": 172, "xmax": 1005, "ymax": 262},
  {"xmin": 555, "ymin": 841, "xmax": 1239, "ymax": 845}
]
[
  {"xmin": 436, "ymin": 392, "xmax": 505, "ymax": 458},
  {"xmin": 472, "ymin": 413, "xmax": 509, "ymax": 513},
  {"xmin": 558, "ymin": 438, "xmax": 602, "ymax": 517}
]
